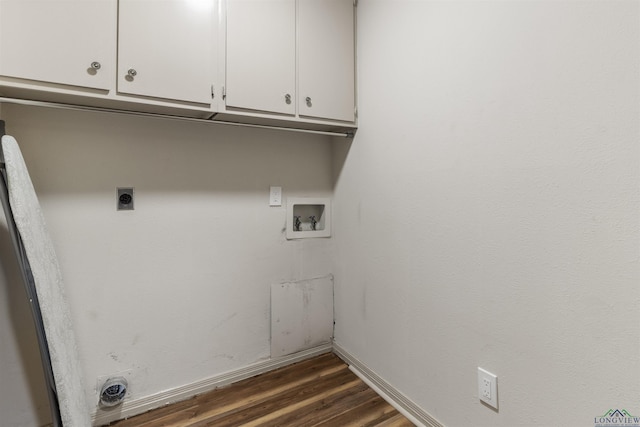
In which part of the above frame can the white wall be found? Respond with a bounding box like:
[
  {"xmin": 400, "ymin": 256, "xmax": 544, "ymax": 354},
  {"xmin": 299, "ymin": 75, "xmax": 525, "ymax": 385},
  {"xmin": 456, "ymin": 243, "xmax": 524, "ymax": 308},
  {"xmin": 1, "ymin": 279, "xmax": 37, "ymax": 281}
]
[
  {"xmin": 333, "ymin": 1, "xmax": 639, "ymax": 426},
  {"xmin": 0, "ymin": 103, "xmax": 333, "ymax": 422}
]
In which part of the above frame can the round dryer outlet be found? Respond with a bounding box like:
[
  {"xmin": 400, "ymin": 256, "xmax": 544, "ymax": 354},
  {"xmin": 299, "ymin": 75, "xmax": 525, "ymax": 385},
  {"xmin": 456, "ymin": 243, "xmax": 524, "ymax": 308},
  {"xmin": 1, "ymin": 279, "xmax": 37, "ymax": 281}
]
[{"xmin": 117, "ymin": 187, "xmax": 134, "ymax": 210}]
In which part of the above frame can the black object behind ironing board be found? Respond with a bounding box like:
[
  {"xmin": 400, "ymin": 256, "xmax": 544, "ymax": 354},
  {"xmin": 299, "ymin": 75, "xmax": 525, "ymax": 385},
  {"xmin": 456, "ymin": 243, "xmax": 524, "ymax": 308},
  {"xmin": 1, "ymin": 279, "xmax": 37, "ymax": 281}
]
[{"xmin": 0, "ymin": 120, "xmax": 62, "ymax": 427}]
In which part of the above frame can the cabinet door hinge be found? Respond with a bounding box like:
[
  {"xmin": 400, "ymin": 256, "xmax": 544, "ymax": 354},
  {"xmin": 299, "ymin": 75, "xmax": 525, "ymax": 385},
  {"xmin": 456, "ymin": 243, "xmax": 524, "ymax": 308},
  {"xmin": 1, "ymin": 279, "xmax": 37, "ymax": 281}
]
[
  {"xmin": 354, "ymin": 106, "xmax": 358, "ymax": 118},
  {"xmin": 211, "ymin": 84, "xmax": 215, "ymax": 99},
  {"xmin": 222, "ymin": 86, "xmax": 226, "ymax": 100}
]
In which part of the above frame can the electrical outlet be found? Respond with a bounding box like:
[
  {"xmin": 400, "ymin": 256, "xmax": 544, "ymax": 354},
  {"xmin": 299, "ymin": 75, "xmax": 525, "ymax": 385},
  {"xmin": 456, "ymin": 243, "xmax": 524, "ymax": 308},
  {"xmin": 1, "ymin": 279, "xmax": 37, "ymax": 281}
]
[
  {"xmin": 482, "ymin": 378, "xmax": 491, "ymax": 399},
  {"xmin": 117, "ymin": 187, "xmax": 134, "ymax": 210},
  {"xmin": 269, "ymin": 186, "xmax": 282, "ymax": 206},
  {"xmin": 478, "ymin": 367, "xmax": 498, "ymax": 409}
]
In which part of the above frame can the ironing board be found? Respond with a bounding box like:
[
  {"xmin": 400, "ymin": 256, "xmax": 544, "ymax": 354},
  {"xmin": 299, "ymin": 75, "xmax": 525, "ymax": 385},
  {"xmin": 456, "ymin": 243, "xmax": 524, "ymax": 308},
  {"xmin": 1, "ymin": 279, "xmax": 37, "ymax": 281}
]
[{"xmin": 0, "ymin": 120, "xmax": 90, "ymax": 427}]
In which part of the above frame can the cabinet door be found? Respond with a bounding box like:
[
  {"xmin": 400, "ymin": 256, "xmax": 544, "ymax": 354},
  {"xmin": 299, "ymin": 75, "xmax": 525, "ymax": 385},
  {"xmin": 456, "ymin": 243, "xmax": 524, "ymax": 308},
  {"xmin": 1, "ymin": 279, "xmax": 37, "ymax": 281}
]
[
  {"xmin": 118, "ymin": 0, "xmax": 217, "ymax": 105},
  {"xmin": 298, "ymin": 0, "xmax": 355, "ymax": 122},
  {"xmin": 225, "ymin": 0, "xmax": 295, "ymax": 115},
  {"xmin": 0, "ymin": 0, "xmax": 116, "ymax": 91}
]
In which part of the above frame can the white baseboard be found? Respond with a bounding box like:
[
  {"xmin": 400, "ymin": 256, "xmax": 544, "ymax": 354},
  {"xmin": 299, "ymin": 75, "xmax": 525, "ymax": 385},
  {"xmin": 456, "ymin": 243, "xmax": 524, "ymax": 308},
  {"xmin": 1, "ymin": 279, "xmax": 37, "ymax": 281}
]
[
  {"xmin": 91, "ymin": 343, "xmax": 332, "ymax": 426},
  {"xmin": 92, "ymin": 342, "xmax": 441, "ymax": 427},
  {"xmin": 332, "ymin": 343, "xmax": 444, "ymax": 427}
]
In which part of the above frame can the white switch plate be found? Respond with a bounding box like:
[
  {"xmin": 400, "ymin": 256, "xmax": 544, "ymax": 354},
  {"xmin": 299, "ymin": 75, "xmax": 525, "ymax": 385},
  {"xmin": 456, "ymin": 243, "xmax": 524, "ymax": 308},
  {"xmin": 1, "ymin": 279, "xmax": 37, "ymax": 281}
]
[
  {"xmin": 478, "ymin": 367, "xmax": 498, "ymax": 409},
  {"xmin": 269, "ymin": 186, "xmax": 282, "ymax": 206}
]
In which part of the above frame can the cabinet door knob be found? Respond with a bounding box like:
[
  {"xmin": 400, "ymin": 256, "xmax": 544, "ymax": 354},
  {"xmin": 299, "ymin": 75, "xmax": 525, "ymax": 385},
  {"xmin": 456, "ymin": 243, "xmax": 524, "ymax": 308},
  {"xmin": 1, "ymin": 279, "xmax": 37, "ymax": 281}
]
[
  {"xmin": 127, "ymin": 68, "xmax": 137, "ymax": 77},
  {"xmin": 305, "ymin": 97, "xmax": 312, "ymax": 107},
  {"xmin": 285, "ymin": 94, "xmax": 292, "ymax": 104},
  {"xmin": 91, "ymin": 61, "xmax": 101, "ymax": 70}
]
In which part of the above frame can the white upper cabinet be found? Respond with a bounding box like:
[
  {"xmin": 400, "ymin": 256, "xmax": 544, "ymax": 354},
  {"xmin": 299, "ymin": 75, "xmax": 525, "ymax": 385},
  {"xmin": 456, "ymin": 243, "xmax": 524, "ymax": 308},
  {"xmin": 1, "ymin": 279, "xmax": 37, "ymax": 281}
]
[
  {"xmin": 298, "ymin": 0, "xmax": 355, "ymax": 122},
  {"xmin": 225, "ymin": 0, "xmax": 296, "ymax": 115},
  {"xmin": 0, "ymin": 0, "xmax": 355, "ymax": 130},
  {"xmin": 0, "ymin": 0, "xmax": 116, "ymax": 91},
  {"xmin": 224, "ymin": 0, "xmax": 355, "ymax": 123},
  {"xmin": 118, "ymin": 0, "xmax": 217, "ymax": 105}
]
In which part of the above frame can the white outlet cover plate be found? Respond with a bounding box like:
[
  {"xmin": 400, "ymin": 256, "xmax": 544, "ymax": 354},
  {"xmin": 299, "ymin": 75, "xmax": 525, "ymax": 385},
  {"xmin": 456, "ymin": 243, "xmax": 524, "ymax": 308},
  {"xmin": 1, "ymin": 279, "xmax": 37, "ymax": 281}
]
[
  {"xmin": 478, "ymin": 367, "xmax": 498, "ymax": 409},
  {"xmin": 269, "ymin": 186, "xmax": 282, "ymax": 206}
]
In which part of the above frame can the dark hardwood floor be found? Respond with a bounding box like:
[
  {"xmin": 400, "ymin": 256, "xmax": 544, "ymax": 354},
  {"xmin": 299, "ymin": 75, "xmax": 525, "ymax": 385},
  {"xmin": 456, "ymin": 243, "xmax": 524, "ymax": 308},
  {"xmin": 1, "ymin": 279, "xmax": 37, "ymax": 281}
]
[{"xmin": 108, "ymin": 352, "xmax": 414, "ymax": 426}]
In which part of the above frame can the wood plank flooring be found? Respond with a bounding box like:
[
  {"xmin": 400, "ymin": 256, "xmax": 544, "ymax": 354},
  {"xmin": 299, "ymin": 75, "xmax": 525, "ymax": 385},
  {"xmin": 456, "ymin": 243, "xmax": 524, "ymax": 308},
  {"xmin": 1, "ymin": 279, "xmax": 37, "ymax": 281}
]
[{"xmin": 108, "ymin": 352, "xmax": 414, "ymax": 427}]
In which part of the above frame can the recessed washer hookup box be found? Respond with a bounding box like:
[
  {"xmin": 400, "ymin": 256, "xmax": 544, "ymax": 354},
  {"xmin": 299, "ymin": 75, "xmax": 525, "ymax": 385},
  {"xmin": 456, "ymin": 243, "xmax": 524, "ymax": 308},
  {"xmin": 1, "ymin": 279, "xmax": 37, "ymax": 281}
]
[{"xmin": 286, "ymin": 197, "xmax": 331, "ymax": 239}]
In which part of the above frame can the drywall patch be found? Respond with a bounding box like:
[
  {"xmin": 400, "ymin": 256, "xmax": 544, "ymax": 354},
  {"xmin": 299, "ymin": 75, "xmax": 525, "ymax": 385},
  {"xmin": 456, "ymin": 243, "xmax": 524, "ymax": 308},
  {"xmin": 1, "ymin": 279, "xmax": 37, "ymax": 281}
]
[{"xmin": 271, "ymin": 275, "xmax": 334, "ymax": 357}]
